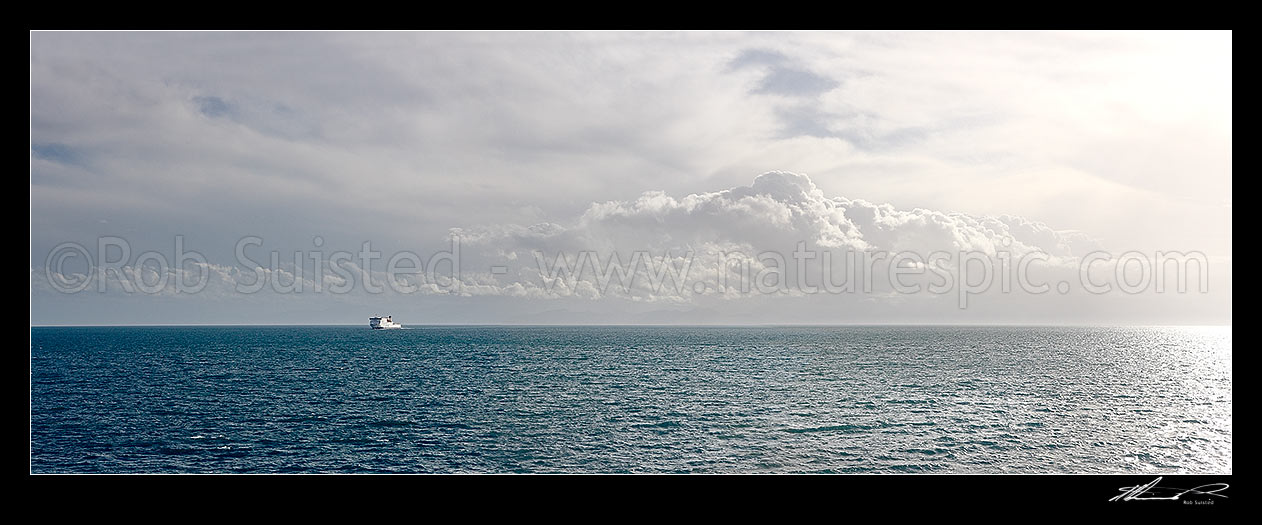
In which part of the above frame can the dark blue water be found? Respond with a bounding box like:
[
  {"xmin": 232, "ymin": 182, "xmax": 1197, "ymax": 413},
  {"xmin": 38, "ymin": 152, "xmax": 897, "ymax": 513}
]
[{"xmin": 30, "ymin": 325, "xmax": 1231, "ymax": 473}]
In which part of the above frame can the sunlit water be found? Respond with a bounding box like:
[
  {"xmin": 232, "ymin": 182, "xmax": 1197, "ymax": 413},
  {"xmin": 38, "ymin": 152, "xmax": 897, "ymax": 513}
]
[{"xmin": 30, "ymin": 325, "xmax": 1231, "ymax": 473}]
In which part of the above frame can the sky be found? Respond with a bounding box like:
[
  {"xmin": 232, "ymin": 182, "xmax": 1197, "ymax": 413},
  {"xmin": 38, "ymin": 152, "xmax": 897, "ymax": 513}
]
[{"xmin": 30, "ymin": 31, "xmax": 1232, "ymax": 325}]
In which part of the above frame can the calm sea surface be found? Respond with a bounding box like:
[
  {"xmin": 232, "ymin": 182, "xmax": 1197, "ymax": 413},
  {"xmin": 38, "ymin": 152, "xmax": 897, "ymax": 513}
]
[{"xmin": 30, "ymin": 326, "xmax": 1231, "ymax": 473}]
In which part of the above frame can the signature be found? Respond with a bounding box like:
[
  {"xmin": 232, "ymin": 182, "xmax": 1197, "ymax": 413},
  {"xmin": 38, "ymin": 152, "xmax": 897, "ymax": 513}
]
[{"xmin": 1110, "ymin": 477, "xmax": 1229, "ymax": 502}]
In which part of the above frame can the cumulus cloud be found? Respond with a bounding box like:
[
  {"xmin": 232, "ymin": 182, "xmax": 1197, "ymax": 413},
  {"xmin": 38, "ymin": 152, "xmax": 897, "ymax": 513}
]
[
  {"xmin": 31, "ymin": 170, "xmax": 1228, "ymax": 325},
  {"xmin": 32, "ymin": 171, "xmax": 1097, "ymax": 301},
  {"xmin": 451, "ymin": 171, "xmax": 1100, "ymax": 301}
]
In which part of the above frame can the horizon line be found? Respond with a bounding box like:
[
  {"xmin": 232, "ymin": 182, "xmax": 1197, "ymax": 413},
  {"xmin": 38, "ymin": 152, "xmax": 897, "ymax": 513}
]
[{"xmin": 29, "ymin": 322, "xmax": 1233, "ymax": 328}]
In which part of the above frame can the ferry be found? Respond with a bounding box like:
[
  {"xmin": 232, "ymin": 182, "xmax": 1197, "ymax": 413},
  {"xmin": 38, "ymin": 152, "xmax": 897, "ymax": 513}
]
[{"xmin": 369, "ymin": 315, "xmax": 402, "ymax": 329}]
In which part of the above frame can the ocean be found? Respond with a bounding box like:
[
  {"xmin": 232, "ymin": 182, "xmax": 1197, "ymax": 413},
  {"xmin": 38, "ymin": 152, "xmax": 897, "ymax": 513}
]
[{"xmin": 30, "ymin": 325, "xmax": 1231, "ymax": 474}]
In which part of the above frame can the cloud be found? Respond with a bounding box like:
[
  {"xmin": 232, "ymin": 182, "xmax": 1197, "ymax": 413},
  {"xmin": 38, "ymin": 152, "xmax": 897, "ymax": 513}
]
[
  {"xmin": 28, "ymin": 32, "xmax": 1230, "ymax": 324},
  {"xmin": 729, "ymin": 47, "xmax": 841, "ymax": 97},
  {"xmin": 30, "ymin": 170, "xmax": 1228, "ymax": 325},
  {"xmin": 478, "ymin": 170, "xmax": 1091, "ymax": 255},
  {"xmin": 727, "ymin": 49, "xmax": 790, "ymax": 70},
  {"xmin": 754, "ymin": 67, "xmax": 840, "ymax": 97},
  {"xmin": 452, "ymin": 171, "xmax": 1099, "ymax": 301},
  {"xmin": 31, "ymin": 171, "xmax": 1095, "ymax": 302}
]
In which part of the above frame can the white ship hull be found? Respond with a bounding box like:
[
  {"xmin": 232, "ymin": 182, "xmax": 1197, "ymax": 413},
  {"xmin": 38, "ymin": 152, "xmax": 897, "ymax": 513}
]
[{"xmin": 369, "ymin": 315, "xmax": 402, "ymax": 329}]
